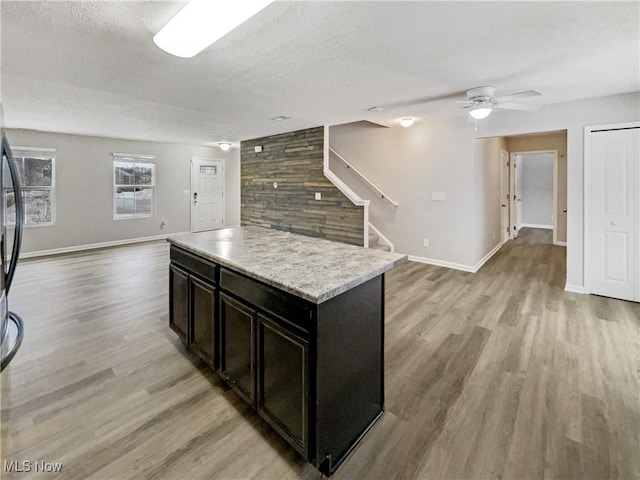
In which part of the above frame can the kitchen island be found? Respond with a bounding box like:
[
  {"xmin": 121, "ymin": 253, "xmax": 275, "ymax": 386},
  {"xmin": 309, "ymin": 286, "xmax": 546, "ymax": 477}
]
[{"xmin": 167, "ymin": 226, "xmax": 407, "ymax": 476}]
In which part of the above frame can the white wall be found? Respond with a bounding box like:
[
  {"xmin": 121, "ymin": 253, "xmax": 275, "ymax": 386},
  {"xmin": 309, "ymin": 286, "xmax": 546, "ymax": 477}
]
[
  {"xmin": 479, "ymin": 92, "xmax": 640, "ymax": 289},
  {"xmin": 6, "ymin": 129, "xmax": 241, "ymax": 254},
  {"xmin": 330, "ymin": 92, "xmax": 640, "ymax": 286},
  {"xmin": 473, "ymin": 136, "xmax": 505, "ymax": 265},
  {"xmin": 520, "ymin": 153, "xmax": 554, "ymax": 227},
  {"xmin": 330, "ymin": 117, "xmax": 477, "ymax": 268}
]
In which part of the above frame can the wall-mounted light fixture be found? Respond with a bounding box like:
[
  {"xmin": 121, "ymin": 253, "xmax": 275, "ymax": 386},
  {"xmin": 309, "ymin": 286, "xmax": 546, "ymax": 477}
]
[
  {"xmin": 153, "ymin": 0, "xmax": 274, "ymax": 58},
  {"xmin": 400, "ymin": 117, "xmax": 414, "ymax": 128},
  {"xmin": 218, "ymin": 142, "xmax": 232, "ymax": 151}
]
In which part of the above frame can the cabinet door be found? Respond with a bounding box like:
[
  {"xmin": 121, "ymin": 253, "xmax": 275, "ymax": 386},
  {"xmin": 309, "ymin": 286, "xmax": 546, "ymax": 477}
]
[
  {"xmin": 220, "ymin": 294, "xmax": 255, "ymax": 404},
  {"xmin": 190, "ymin": 277, "xmax": 216, "ymax": 366},
  {"xmin": 169, "ymin": 264, "xmax": 189, "ymax": 343},
  {"xmin": 257, "ymin": 314, "xmax": 308, "ymax": 455}
]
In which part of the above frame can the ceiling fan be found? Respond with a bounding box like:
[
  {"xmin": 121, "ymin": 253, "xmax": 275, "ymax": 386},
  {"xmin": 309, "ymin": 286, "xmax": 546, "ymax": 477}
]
[{"xmin": 458, "ymin": 86, "xmax": 542, "ymax": 119}]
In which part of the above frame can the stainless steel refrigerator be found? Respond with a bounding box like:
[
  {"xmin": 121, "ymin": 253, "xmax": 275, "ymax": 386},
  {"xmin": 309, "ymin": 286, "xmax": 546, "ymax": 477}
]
[{"xmin": 1, "ymin": 106, "xmax": 24, "ymax": 371}]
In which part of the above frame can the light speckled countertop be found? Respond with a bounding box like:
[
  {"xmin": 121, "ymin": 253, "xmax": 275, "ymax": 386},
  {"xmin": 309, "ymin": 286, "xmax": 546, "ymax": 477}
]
[{"xmin": 168, "ymin": 226, "xmax": 407, "ymax": 304}]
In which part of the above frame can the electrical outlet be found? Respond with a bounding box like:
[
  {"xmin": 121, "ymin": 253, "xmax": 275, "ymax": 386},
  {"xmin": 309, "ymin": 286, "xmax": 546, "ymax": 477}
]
[
  {"xmin": 423, "ymin": 239, "xmax": 429, "ymax": 247},
  {"xmin": 315, "ymin": 192, "xmax": 321, "ymax": 200}
]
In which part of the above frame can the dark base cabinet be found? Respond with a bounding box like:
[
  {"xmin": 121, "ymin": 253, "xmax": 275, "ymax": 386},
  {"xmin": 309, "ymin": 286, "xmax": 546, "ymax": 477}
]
[
  {"xmin": 169, "ymin": 245, "xmax": 384, "ymax": 476},
  {"xmin": 169, "ymin": 248, "xmax": 217, "ymax": 366}
]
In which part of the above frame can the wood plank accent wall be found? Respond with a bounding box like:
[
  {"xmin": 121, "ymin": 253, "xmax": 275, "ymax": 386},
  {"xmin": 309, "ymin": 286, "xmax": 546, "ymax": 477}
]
[{"xmin": 241, "ymin": 126, "xmax": 364, "ymax": 246}]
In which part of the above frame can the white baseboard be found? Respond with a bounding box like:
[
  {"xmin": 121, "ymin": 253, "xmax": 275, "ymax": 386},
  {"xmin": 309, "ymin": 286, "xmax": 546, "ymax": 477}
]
[
  {"xmin": 20, "ymin": 232, "xmax": 190, "ymax": 259},
  {"xmin": 408, "ymin": 242, "xmax": 504, "ymax": 274},
  {"xmin": 473, "ymin": 242, "xmax": 503, "ymax": 272},
  {"xmin": 521, "ymin": 223, "xmax": 553, "ymax": 230},
  {"xmin": 555, "ymin": 241, "xmax": 567, "ymax": 246},
  {"xmin": 565, "ymin": 284, "xmax": 586, "ymax": 294},
  {"xmin": 408, "ymin": 255, "xmax": 476, "ymax": 273}
]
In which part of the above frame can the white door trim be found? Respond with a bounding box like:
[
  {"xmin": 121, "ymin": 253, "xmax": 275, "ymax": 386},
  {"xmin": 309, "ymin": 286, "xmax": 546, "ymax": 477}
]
[
  {"xmin": 500, "ymin": 149, "xmax": 510, "ymax": 244},
  {"xmin": 509, "ymin": 149, "xmax": 559, "ymax": 243},
  {"xmin": 190, "ymin": 157, "xmax": 225, "ymax": 232},
  {"xmin": 584, "ymin": 121, "xmax": 640, "ymax": 301}
]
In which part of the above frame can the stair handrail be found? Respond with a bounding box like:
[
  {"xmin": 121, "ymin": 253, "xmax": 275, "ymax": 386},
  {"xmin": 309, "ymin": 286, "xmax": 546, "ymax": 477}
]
[
  {"xmin": 329, "ymin": 147, "xmax": 399, "ymax": 208},
  {"xmin": 323, "ymin": 127, "xmax": 370, "ymax": 248}
]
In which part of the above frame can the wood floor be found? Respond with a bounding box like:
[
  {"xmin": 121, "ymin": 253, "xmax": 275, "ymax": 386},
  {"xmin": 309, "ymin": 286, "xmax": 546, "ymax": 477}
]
[{"xmin": 1, "ymin": 231, "xmax": 638, "ymax": 479}]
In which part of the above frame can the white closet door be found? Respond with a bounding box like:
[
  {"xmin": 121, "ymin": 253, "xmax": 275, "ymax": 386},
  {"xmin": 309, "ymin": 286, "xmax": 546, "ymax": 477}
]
[{"xmin": 585, "ymin": 125, "xmax": 639, "ymax": 302}]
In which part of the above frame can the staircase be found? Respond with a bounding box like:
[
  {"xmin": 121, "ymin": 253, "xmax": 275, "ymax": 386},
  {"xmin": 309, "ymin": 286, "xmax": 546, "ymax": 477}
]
[
  {"xmin": 369, "ymin": 232, "xmax": 391, "ymax": 251},
  {"xmin": 322, "ymin": 127, "xmax": 397, "ymax": 252}
]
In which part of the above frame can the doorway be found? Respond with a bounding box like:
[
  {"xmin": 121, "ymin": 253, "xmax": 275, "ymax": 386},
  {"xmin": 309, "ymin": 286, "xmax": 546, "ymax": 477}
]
[
  {"xmin": 500, "ymin": 149, "xmax": 509, "ymax": 243},
  {"xmin": 191, "ymin": 158, "xmax": 225, "ymax": 232},
  {"xmin": 509, "ymin": 151, "xmax": 557, "ymax": 242}
]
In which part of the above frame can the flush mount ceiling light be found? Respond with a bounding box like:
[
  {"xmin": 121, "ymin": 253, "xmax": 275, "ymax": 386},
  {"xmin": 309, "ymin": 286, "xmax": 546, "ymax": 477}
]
[
  {"xmin": 468, "ymin": 106, "xmax": 493, "ymax": 120},
  {"xmin": 400, "ymin": 117, "xmax": 414, "ymax": 128},
  {"xmin": 153, "ymin": 0, "xmax": 274, "ymax": 58},
  {"xmin": 271, "ymin": 115, "xmax": 291, "ymax": 121},
  {"xmin": 218, "ymin": 142, "xmax": 232, "ymax": 151},
  {"xmin": 368, "ymin": 106, "xmax": 383, "ymax": 112}
]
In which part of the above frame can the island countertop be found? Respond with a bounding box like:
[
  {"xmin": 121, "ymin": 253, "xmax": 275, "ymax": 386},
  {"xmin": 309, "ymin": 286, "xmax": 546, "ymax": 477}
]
[{"xmin": 167, "ymin": 226, "xmax": 408, "ymax": 303}]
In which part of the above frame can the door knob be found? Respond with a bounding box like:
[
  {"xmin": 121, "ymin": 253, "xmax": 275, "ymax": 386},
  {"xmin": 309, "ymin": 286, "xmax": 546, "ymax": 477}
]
[
  {"xmin": 563, "ymin": 209, "xmax": 567, "ymax": 213},
  {"xmin": 501, "ymin": 204, "xmax": 507, "ymax": 207}
]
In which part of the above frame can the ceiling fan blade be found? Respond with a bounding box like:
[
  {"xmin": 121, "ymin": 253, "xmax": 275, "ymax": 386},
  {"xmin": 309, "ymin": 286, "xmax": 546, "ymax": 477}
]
[
  {"xmin": 495, "ymin": 90, "xmax": 542, "ymax": 102},
  {"xmin": 495, "ymin": 102, "xmax": 540, "ymax": 111},
  {"xmin": 382, "ymin": 90, "xmax": 469, "ymax": 109}
]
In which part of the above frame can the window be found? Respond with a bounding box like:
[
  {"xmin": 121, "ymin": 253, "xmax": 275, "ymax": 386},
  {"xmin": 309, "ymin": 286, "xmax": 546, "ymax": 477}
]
[
  {"xmin": 113, "ymin": 154, "xmax": 155, "ymax": 218},
  {"xmin": 7, "ymin": 147, "xmax": 56, "ymax": 226}
]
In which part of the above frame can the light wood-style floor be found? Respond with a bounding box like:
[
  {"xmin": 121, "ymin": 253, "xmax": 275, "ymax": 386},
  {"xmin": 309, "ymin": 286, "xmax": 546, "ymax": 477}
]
[{"xmin": 2, "ymin": 230, "xmax": 638, "ymax": 479}]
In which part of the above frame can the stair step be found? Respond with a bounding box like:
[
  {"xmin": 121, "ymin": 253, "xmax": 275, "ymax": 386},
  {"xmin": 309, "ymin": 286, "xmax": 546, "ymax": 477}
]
[
  {"xmin": 371, "ymin": 244, "xmax": 391, "ymax": 252},
  {"xmin": 368, "ymin": 232, "xmax": 379, "ymax": 247}
]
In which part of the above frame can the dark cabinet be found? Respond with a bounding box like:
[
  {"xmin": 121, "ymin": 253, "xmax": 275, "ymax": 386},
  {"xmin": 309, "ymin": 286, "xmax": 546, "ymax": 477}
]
[
  {"xmin": 169, "ymin": 247, "xmax": 217, "ymax": 366},
  {"xmin": 169, "ymin": 245, "xmax": 385, "ymax": 477},
  {"xmin": 257, "ymin": 314, "xmax": 308, "ymax": 456},
  {"xmin": 219, "ymin": 294, "xmax": 255, "ymax": 404},
  {"xmin": 190, "ymin": 277, "xmax": 216, "ymax": 365},
  {"xmin": 169, "ymin": 264, "xmax": 189, "ymax": 342}
]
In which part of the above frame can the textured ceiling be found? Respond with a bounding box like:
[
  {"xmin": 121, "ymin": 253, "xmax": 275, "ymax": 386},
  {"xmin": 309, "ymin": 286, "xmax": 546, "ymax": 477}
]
[{"xmin": 1, "ymin": 1, "xmax": 638, "ymax": 146}]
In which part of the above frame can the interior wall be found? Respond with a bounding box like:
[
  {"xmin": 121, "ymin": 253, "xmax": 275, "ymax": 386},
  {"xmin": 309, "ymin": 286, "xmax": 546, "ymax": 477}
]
[
  {"xmin": 6, "ymin": 128, "xmax": 241, "ymax": 254},
  {"xmin": 330, "ymin": 92, "xmax": 639, "ymax": 285},
  {"xmin": 520, "ymin": 153, "xmax": 554, "ymax": 227},
  {"xmin": 240, "ymin": 126, "xmax": 365, "ymax": 246},
  {"xmin": 473, "ymin": 136, "xmax": 506, "ymax": 264},
  {"xmin": 330, "ymin": 118, "xmax": 477, "ymax": 268},
  {"xmin": 474, "ymin": 92, "xmax": 639, "ymax": 288},
  {"xmin": 506, "ymin": 130, "xmax": 567, "ymax": 241}
]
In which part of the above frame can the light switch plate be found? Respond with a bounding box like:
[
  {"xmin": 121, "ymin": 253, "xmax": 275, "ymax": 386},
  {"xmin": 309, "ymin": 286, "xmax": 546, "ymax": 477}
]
[
  {"xmin": 432, "ymin": 192, "xmax": 446, "ymax": 201},
  {"xmin": 315, "ymin": 192, "xmax": 321, "ymax": 200},
  {"xmin": 183, "ymin": 189, "xmax": 190, "ymax": 196}
]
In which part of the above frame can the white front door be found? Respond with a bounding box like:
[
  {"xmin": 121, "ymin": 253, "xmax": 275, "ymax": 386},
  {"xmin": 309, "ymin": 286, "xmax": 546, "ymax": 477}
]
[
  {"xmin": 585, "ymin": 125, "xmax": 639, "ymax": 302},
  {"xmin": 191, "ymin": 158, "xmax": 224, "ymax": 232},
  {"xmin": 500, "ymin": 149, "xmax": 510, "ymax": 243}
]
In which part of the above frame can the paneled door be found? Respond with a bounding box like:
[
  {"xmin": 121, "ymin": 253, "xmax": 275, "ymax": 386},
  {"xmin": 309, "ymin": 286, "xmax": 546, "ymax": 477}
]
[
  {"xmin": 585, "ymin": 123, "xmax": 639, "ymax": 302},
  {"xmin": 191, "ymin": 158, "xmax": 224, "ymax": 232}
]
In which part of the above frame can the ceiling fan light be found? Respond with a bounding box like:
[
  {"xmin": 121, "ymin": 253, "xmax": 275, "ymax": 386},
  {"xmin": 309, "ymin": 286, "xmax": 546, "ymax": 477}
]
[
  {"xmin": 153, "ymin": 0, "xmax": 274, "ymax": 58},
  {"xmin": 469, "ymin": 107, "xmax": 492, "ymax": 120},
  {"xmin": 400, "ymin": 117, "xmax": 414, "ymax": 128},
  {"xmin": 218, "ymin": 142, "xmax": 232, "ymax": 151}
]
